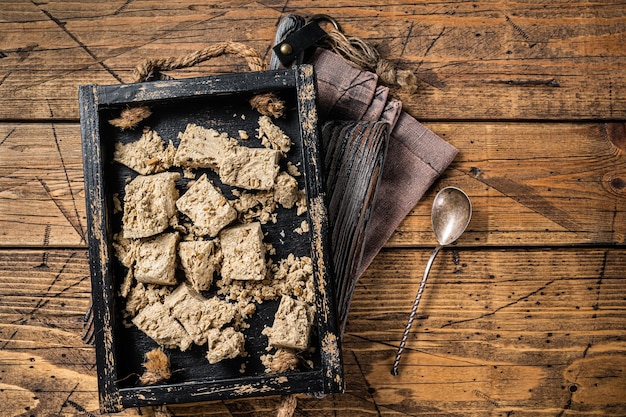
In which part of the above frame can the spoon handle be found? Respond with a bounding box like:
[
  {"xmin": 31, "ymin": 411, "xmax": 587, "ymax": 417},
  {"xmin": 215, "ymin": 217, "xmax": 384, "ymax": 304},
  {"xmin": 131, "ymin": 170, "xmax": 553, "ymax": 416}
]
[{"xmin": 392, "ymin": 244, "xmax": 443, "ymax": 376}]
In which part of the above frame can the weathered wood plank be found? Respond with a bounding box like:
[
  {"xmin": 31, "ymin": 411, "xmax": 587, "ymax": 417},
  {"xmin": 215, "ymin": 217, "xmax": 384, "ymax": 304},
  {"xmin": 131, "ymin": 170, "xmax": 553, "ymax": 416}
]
[
  {"xmin": 0, "ymin": 1, "xmax": 624, "ymax": 120},
  {"xmin": 0, "ymin": 123, "xmax": 86, "ymax": 247},
  {"xmin": 1, "ymin": 122, "xmax": 623, "ymax": 247},
  {"xmin": 2, "ymin": 2, "xmax": 624, "ymax": 417},
  {"xmin": 346, "ymin": 246, "xmax": 626, "ymax": 417},
  {"xmin": 390, "ymin": 121, "xmax": 626, "ymax": 247},
  {"xmin": 1, "ymin": 248, "xmax": 625, "ymax": 416}
]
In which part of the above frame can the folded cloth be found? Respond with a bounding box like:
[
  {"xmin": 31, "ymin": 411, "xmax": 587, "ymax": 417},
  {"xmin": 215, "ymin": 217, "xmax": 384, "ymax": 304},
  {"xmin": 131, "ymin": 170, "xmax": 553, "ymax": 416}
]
[
  {"xmin": 313, "ymin": 48, "xmax": 378, "ymax": 121},
  {"xmin": 358, "ymin": 111, "xmax": 457, "ymax": 276},
  {"xmin": 311, "ymin": 48, "xmax": 458, "ymax": 279},
  {"xmin": 362, "ymin": 85, "xmax": 389, "ymax": 121},
  {"xmin": 379, "ymin": 98, "xmax": 402, "ymax": 130}
]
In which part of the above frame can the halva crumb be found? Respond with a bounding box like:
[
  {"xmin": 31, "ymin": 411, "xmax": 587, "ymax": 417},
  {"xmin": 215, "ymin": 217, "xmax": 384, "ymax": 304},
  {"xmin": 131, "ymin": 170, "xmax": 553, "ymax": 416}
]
[{"xmin": 114, "ymin": 127, "xmax": 176, "ymax": 175}]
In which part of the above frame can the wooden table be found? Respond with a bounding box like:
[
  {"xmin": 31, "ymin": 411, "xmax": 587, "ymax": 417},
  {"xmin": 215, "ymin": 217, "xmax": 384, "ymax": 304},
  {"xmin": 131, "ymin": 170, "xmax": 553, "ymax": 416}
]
[{"xmin": 1, "ymin": 2, "xmax": 625, "ymax": 416}]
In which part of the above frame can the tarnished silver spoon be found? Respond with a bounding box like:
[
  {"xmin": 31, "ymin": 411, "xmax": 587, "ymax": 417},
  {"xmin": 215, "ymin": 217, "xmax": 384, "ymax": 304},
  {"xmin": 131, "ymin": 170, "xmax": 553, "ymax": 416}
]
[{"xmin": 392, "ymin": 186, "xmax": 472, "ymax": 376}]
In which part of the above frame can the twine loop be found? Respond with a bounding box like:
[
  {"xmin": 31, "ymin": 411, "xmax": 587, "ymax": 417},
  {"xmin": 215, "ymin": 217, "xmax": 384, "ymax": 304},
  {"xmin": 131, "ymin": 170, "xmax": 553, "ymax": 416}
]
[{"xmin": 325, "ymin": 27, "xmax": 417, "ymax": 93}]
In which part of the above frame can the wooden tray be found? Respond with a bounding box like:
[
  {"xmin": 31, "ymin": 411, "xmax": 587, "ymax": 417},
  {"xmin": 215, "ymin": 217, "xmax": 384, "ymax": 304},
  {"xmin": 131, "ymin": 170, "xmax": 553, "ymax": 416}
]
[{"xmin": 79, "ymin": 65, "xmax": 343, "ymax": 412}]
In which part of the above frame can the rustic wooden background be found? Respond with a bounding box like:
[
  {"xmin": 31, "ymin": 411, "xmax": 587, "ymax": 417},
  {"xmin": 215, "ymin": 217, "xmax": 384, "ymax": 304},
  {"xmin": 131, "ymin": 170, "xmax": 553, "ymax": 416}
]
[{"xmin": 1, "ymin": 1, "xmax": 625, "ymax": 416}]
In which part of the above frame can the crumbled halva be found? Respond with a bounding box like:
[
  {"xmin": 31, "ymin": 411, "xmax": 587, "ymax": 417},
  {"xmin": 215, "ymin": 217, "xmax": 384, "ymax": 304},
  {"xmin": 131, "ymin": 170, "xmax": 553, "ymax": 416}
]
[
  {"xmin": 123, "ymin": 282, "xmax": 171, "ymax": 319},
  {"xmin": 286, "ymin": 161, "xmax": 301, "ymax": 177},
  {"xmin": 263, "ymin": 295, "xmax": 311, "ymax": 351},
  {"xmin": 113, "ymin": 127, "xmax": 176, "ymax": 175},
  {"xmin": 113, "ymin": 118, "xmax": 321, "ymax": 371},
  {"xmin": 294, "ymin": 220, "xmax": 310, "ymax": 235},
  {"xmin": 112, "ymin": 233, "xmax": 135, "ymax": 269},
  {"xmin": 206, "ymin": 327, "xmax": 245, "ymax": 364},
  {"xmin": 258, "ymin": 115, "xmax": 292, "ymax": 154},
  {"xmin": 216, "ymin": 254, "xmax": 315, "ymax": 307},
  {"xmin": 273, "ymin": 171, "xmax": 299, "ymax": 209},
  {"xmin": 112, "ymin": 233, "xmax": 137, "ymax": 297},
  {"xmin": 232, "ymin": 190, "xmax": 277, "ymax": 224},
  {"xmin": 296, "ymin": 189, "xmax": 308, "ymax": 216},
  {"xmin": 272, "ymin": 254, "xmax": 316, "ymax": 305}
]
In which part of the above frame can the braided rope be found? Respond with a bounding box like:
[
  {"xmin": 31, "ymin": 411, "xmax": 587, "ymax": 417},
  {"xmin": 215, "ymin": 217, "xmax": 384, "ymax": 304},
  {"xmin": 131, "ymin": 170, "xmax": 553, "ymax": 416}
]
[{"xmin": 276, "ymin": 395, "xmax": 298, "ymax": 417}]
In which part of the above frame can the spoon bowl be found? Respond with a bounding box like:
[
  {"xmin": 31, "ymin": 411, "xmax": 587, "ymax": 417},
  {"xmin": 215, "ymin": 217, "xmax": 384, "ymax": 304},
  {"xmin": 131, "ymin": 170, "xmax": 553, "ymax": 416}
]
[
  {"xmin": 432, "ymin": 187, "xmax": 473, "ymax": 245},
  {"xmin": 392, "ymin": 186, "xmax": 472, "ymax": 375}
]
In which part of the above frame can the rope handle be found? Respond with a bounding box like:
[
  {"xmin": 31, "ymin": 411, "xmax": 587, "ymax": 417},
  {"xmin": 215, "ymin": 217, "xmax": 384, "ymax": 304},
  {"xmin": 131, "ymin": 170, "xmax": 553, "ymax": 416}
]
[
  {"xmin": 130, "ymin": 41, "xmax": 266, "ymax": 83},
  {"xmin": 129, "ymin": 41, "xmax": 284, "ymax": 118}
]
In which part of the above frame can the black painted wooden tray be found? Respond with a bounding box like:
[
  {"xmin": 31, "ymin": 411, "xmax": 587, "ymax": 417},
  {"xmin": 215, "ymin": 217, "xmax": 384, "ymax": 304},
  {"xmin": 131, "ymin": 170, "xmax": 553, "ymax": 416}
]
[{"xmin": 79, "ymin": 65, "xmax": 343, "ymax": 412}]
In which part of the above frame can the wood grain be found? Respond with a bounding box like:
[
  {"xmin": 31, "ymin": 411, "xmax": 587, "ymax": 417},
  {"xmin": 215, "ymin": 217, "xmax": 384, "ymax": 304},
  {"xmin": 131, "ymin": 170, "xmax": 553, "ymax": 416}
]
[
  {"xmin": 0, "ymin": 1, "xmax": 624, "ymax": 120},
  {"xmin": 1, "ymin": 0, "xmax": 625, "ymax": 415},
  {"xmin": 2, "ymin": 122, "xmax": 623, "ymax": 248},
  {"xmin": 1, "ymin": 249, "xmax": 625, "ymax": 416},
  {"xmin": 391, "ymin": 121, "xmax": 626, "ymax": 247},
  {"xmin": 0, "ymin": 123, "xmax": 86, "ymax": 247}
]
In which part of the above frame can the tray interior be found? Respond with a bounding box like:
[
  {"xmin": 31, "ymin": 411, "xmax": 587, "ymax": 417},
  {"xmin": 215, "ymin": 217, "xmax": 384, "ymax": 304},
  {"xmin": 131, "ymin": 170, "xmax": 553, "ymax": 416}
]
[{"xmin": 100, "ymin": 92, "xmax": 321, "ymax": 386}]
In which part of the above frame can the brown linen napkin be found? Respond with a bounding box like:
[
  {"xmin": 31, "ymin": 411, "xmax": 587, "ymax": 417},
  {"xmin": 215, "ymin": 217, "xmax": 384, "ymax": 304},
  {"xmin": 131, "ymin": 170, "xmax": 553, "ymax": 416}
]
[
  {"xmin": 311, "ymin": 48, "xmax": 459, "ymax": 280},
  {"xmin": 362, "ymin": 85, "xmax": 389, "ymax": 121},
  {"xmin": 358, "ymin": 111, "xmax": 457, "ymax": 277},
  {"xmin": 313, "ymin": 48, "xmax": 378, "ymax": 121}
]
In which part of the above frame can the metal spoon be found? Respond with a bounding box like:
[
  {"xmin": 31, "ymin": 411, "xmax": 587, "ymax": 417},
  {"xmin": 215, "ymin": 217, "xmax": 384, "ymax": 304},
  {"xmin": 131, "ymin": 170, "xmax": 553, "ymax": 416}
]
[{"xmin": 391, "ymin": 186, "xmax": 472, "ymax": 376}]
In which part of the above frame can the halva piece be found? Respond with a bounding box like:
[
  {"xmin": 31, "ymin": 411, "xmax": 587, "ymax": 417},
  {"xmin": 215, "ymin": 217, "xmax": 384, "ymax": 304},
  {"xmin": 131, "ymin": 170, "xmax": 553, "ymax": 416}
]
[
  {"xmin": 123, "ymin": 282, "xmax": 171, "ymax": 319},
  {"xmin": 219, "ymin": 146, "xmax": 280, "ymax": 191},
  {"xmin": 134, "ymin": 232, "xmax": 179, "ymax": 285},
  {"xmin": 164, "ymin": 283, "xmax": 236, "ymax": 345},
  {"xmin": 176, "ymin": 174, "xmax": 237, "ymax": 237},
  {"xmin": 178, "ymin": 239, "xmax": 222, "ymax": 291},
  {"xmin": 206, "ymin": 327, "xmax": 245, "ymax": 364},
  {"xmin": 220, "ymin": 222, "xmax": 266, "ymax": 282},
  {"xmin": 174, "ymin": 123, "xmax": 238, "ymax": 170},
  {"xmin": 132, "ymin": 302, "xmax": 193, "ymax": 351},
  {"xmin": 263, "ymin": 295, "xmax": 311, "ymax": 351},
  {"xmin": 232, "ymin": 190, "xmax": 278, "ymax": 225},
  {"xmin": 113, "ymin": 127, "xmax": 176, "ymax": 175},
  {"xmin": 258, "ymin": 115, "xmax": 292, "ymax": 153},
  {"xmin": 122, "ymin": 172, "xmax": 180, "ymax": 239}
]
